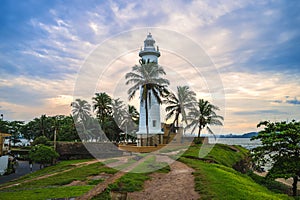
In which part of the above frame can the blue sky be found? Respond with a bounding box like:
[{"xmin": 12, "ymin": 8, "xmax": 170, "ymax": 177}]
[{"xmin": 0, "ymin": 0, "xmax": 299, "ymax": 134}]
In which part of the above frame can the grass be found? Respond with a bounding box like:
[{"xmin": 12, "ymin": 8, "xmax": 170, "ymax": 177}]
[
  {"xmin": 2, "ymin": 143, "xmax": 297, "ymax": 199},
  {"xmin": 0, "ymin": 185, "xmax": 93, "ymax": 200},
  {"xmin": 110, "ymin": 155, "xmax": 170, "ymax": 192},
  {"xmin": 0, "ymin": 160, "xmax": 118, "ymax": 199},
  {"xmin": 1, "ymin": 159, "xmax": 93, "ymax": 187},
  {"xmin": 3, "ymin": 162, "xmax": 117, "ymax": 190},
  {"xmin": 247, "ymin": 171, "xmax": 293, "ymax": 195},
  {"xmin": 179, "ymin": 143, "xmax": 293, "ymax": 200},
  {"xmin": 94, "ymin": 155, "xmax": 171, "ymax": 199},
  {"xmin": 182, "ymin": 143, "xmax": 248, "ymax": 167}
]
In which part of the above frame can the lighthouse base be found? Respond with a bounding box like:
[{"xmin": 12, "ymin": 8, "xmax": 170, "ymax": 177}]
[{"xmin": 137, "ymin": 134, "xmax": 164, "ymax": 147}]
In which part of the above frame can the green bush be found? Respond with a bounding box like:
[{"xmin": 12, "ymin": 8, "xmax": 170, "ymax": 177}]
[
  {"xmin": 32, "ymin": 136, "xmax": 49, "ymax": 146},
  {"xmin": 29, "ymin": 144, "xmax": 59, "ymax": 165}
]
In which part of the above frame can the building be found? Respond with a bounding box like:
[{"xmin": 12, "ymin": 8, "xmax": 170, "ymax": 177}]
[
  {"xmin": 0, "ymin": 133, "xmax": 10, "ymax": 156},
  {"xmin": 136, "ymin": 33, "xmax": 164, "ymax": 146}
]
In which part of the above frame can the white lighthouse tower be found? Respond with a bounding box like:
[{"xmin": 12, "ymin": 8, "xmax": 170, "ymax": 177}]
[{"xmin": 136, "ymin": 33, "xmax": 164, "ymax": 146}]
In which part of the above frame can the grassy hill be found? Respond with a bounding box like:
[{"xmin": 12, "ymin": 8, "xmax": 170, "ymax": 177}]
[{"xmin": 180, "ymin": 143, "xmax": 293, "ymax": 200}]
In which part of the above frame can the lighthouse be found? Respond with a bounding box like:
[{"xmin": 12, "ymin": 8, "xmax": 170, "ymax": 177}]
[{"xmin": 136, "ymin": 33, "xmax": 164, "ymax": 146}]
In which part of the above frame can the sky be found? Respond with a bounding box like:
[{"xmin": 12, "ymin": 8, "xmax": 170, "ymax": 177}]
[{"xmin": 0, "ymin": 0, "xmax": 299, "ymax": 134}]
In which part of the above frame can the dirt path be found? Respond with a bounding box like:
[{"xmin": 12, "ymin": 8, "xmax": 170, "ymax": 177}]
[
  {"xmin": 77, "ymin": 155, "xmax": 155, "ymax": 200},
  {"xmin": 128, "ymin": 156, "xmax": 200, "ymax": 200}
]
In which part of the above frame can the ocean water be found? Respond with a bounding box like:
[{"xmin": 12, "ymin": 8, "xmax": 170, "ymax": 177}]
[{"xmin": 208, "ymin": 137, "xmax": 261, "ymax": 149}]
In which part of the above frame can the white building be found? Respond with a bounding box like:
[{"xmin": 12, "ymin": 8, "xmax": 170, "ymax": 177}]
[{"xmin": 136, "ymin": 33, "xmax": 164, "ymax": 146}]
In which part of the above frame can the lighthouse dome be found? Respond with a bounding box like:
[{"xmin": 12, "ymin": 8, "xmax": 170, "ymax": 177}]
[{"xmin": 139, "ymin": 33, "xmax": 160, "ymax": 59}]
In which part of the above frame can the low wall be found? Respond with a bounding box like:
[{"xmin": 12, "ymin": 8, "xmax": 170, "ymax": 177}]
[
  {"xmin": 118, "ymin": 144, "xmax": 166, "ymax": 153},
  {"xmin": 56, "ymin": 142, "xmax": 123, "ymax": 160}
]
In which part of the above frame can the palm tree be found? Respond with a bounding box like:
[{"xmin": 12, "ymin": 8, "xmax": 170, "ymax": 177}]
[
  {"xmin": 71, "ymin": 99, "xmax": 92, "ymax": 122},
  {"xmin": 120, "ymin": 105, "xmax": 139, "ymax": 143},
  {"xmin": 40, "ymin": 114, "xmax": 47, "ymax": 137},
  {"xmin": 186, "ymin": 99, "xmax": 223, "ymax": 138},
  {"xmin": 92, "ymin": 92, "xmax": 112, "ymax": 124},
  {"xmin": 128, "ymin": 105, "xmax": 139, "ymax": 125},
  {"xmin": 111, "ymin": 98, "xmax": 126, "ymax": 127},
  {"xmin": 71, "ymin": 99, "xmax": 92, "ymax": 141},
  {"xmin": 164, "ymin": 85, "xmax": 196, "ymax": 143},
  {"xmin": 125, "ymin": 62, "xmax": 169, "ymax": 146}
]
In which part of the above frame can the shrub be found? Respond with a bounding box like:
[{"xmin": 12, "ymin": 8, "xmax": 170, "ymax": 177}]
[
  {"xmin": 32, "ymin": 136, "xmax": 49, "ymax": 146},
  {"xmin": 29, "ymin": 144, "xmax": 59, "ymax": 165}
]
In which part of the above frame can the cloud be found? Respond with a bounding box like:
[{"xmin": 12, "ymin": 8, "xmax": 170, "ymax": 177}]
[
  {"xmin": 0, "ymin": 0, "xmax": 299, "ymax": 134},
  {"xmin": 286, "ymin": 97, "xmax": 300, "ymax": 105},
  {"xmin": 271, "ymin": 96, "xmax": 300, "ymax": 105},
  {"xmin": 0, "ymin": 75, "xmax": 75, "ymax": 120},
  {"xmin": 233, "ymin": 110, "xmax": 288, "ymax": 116}
]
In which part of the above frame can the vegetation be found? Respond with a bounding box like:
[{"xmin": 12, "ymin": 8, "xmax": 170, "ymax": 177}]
[
  {"xmin": 186, "ymin": 99, "xmax": 223, "ymax": 138},
  {"xmin": 31, "ymin": 136, "xmax": 49, "ymax": 146},
  {"xmin": 94, "ymin": 156, "xmax": 170, "ymax": 199},
  {"xmin": 251, "ymin": 120, "xmax": 300, "ymax": 196},
  {"xmin": 180, "ymin": 143, "xmax": 292, "ymax": 200},
  {"xmin": 125, "ymin": 62, "xmax": 169, "ymax": 146},
  {"xmin": 1, "ymin": 142, "xmax": 296, "ymax": 199},
  {"xmin": 247, "ymin": 171, "xmax": 291, "ymax": 195},
  {"xmin": 71, "ymin": 98, "xmax": 92, "ymax": 123},
  {"xmin": 1, "ymin": 91, "xmax": 141, "ymax": 146},
  {"xmin": 29, "ymin": 144, "xmax": 59, "ymax": 166},
  {"xmin": 0, "ymin": 186, "xmax": 94, "ymax": 200},
  {"xmin": 164, "ymin": 85, "xmax": 196, "ymax": 143},
  {"xmin": 0, "ymin": 160, "xmax": 117, "ymax": 199}
]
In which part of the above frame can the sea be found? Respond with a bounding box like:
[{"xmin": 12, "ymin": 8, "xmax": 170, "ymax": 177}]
[{"xmin": 208, "ymin": 137, "xmax": 261, "ymax": 150}]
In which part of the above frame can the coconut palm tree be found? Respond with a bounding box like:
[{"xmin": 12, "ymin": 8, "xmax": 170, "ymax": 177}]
[
  {"xmin": 128, "ymin": 105, "xmax": 139, "ymax": 125},
  {"xmin": 71, "ymin": 99, "xmax": 92, "ymax": 141},
  {"xmin": 120, "ymin": 105, "xmax": 139, "ymax": 143},
  {"xmin": 164, "ymin": 85, "xmax": 196, "ymax": 143},
  {"xmin": 125, "ymin": 62, "xmax": 169, "ymax": 146},
  {"xmin": 71, "ymin": 99, "xmax": 92, "ymax": 122},
  {"xmin": 92, "ymin": 92, "xmax": 112, "ymax": 124},
  {"xmin": 186, "ymin": 99, "xmax": 223, "ymax": 138},
  {"xmin": 111, "ymin": 98, "xmax": 126, "ymax": 127}
]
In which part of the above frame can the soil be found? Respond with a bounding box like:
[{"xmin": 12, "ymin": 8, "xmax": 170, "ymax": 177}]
[{"xmin": 127, "ymin": 157, "xmax": 200, "ymax": 200}]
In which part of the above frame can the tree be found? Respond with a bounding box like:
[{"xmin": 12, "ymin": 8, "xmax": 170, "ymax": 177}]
[
  {"xmin": 186, "ymin": 99, "xmax": 223, "ymax": 138},
  {"xmin": 29, "ymin": 144, "xmax": 59, "ymax": 167},
  {"xmin": 71, "ymin": 99, "xmax": 92, "ymax": 142},
  {"xmin": 71, "ymin": 99, "xmax": 92, "ymax": 123},
  {"xmin": 22, "ymin": 118, "xmax": 42, "ymax": 140},
  {"xmin": 120, "ymin": 105, "xmax": 139, "ymax": 143},
  {"xmin": 0, "ymin": 119, "xmax": 9, "ymax": 133},
  {"xmin": 251, "ymin": 120, "xmax": 300, "ymax": 196},
  {"xmin": 92, "ymin": 93, "xmax": 124, "ymax": 142},
  {"xmin": 128, "ymin": 105, "xmax": 139, "ymax": 125},
  {"xmin": 92, "ymin": 92, "xmax": 112, "ymax": 124},
  {"xmin": 8, "ymin": 121, "xmax": 24, "ymax": 146},
  {"xmin": 57, "ymin": 115, "xmax": 80, "ymax": 142},
  {"xmin": 111, "ymin": 98, "xmax": 126, "ymax": 127},
  {"xmin": 32, "ymin": 136, "xmax": 49, "ymax": 146},
  {"xmin": 125, "ymin": 62, "xmax": 169, "ymax": 146},
  {"xmin": 164, "ymin": 85, "xmax": 196, "ymax": 143},
  {"xmin": 40, "ymin": 114, "xmax": 47, "ymax": 137}
]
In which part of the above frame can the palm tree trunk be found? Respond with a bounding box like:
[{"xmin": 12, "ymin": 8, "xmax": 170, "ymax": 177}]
[
  {"xmin": 145, "ymin": 96, "xmax": 149, "ymax": 146},
  {"xmin": 166, "ymin": 118, "xmax": 176, "ymax": 144},
  {"xmin": 176, "ymin": 113, "xmax": 179, "ymax": 128},
  {"xmin": 197, "ymin": 127, "xmax": 202, "ymax": 138},
  {"xmin": 292, "ymin": 176, "xmax": 298, "ymax": 196}
]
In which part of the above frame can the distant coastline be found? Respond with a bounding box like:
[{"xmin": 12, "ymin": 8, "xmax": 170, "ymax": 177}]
[
  {"xmin": 217, "ymin": 132, "xmax": 258, "ymax": 138},
  {"xmin": 184, "ymin": 132, "xmax": 258, "ymax": 139}
]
